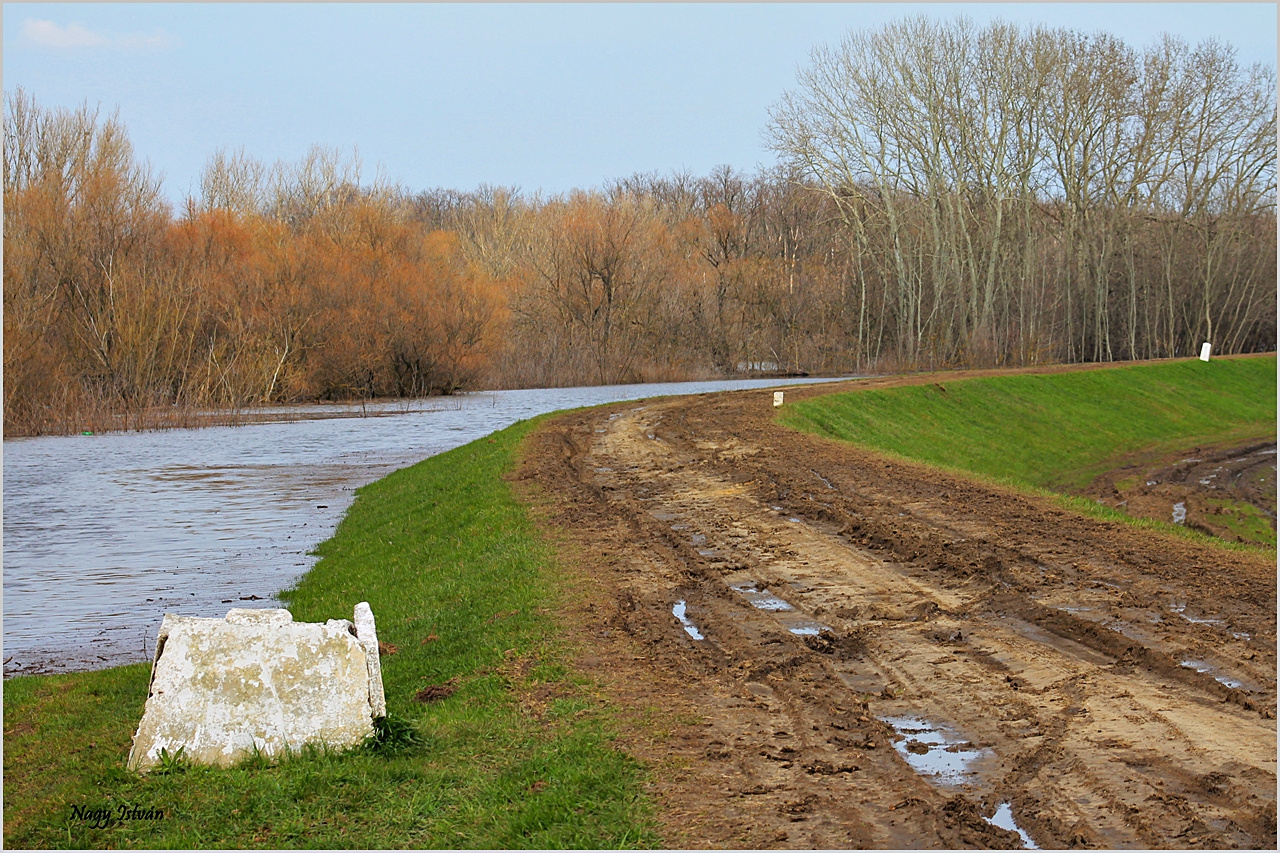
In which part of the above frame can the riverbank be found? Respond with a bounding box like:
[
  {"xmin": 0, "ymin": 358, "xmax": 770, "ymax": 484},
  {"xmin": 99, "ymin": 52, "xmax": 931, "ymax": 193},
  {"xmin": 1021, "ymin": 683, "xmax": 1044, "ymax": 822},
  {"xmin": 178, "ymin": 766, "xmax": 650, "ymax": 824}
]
[
  {"xmin": 2, "ymin": 416, "xmax": 660, "ymax": 848},
  {"xmin": 5, "ymin": 391, "xmax": 494, "ymax": 439},
  {"xmin": 4, "ymin": 370, "xmax": 829, "ymax": 439},
  {"xmin": 780, "ymin": 353, "xmax": 1277, "ymax": 548}
]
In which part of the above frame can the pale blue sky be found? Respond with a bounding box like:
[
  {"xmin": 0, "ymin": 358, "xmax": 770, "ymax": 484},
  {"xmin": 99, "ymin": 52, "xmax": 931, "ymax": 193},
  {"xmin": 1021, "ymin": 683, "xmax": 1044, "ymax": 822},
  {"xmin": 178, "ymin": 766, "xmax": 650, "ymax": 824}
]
[{"xmin": 4, "ymin": 3, "xmax": 1276, "ymax": 208}]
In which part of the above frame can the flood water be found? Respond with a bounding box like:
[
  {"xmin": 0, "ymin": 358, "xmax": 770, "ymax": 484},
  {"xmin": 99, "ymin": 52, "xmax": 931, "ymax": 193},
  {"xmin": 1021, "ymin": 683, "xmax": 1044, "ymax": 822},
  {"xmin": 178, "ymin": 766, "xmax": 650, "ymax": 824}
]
[{"xmin": 3, "ymin": 377, "xmax": 841, "ymax": 676}]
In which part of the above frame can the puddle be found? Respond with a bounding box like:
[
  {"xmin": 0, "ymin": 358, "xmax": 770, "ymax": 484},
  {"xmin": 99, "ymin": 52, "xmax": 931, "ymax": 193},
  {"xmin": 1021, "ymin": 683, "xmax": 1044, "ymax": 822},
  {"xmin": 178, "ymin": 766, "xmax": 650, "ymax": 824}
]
[
  {"xmin": 697, "ymin": 548, "xmax": 721, "ymax": 558},
  {"xmin": 730, "ymin": 583, "xmax": 794, "ymax": 611},
  {"xmin": 670, "ymin": 523, "xmax": 686, "ymax": 531},
  {"xmin": 880, "ymin": 715, "xmax": 987, "ymax": 787},
  {"xmin": 788, "ymin": 517, "xmax": 802, "ymax": 523},
  {"xmin": 672, "ymin": 600, "xmax": 704, "ymax": 640},
  {"xmin": 1105, "ymin": 621, "xmax": 1142, "ymax": 639},
  {"xmin": 1181, "ymin": 660, "xmax": 1244, "ymax": 688},
  {"xmin": 649, "ymin": 510, "xmax": 678, "ymax": 521},
  {"xmin": 985, "ymin": 802, "xmax": 1038, "ymax": 849},
  {"xmin": 594, "ymin": 466, "xmax": 613, "ymax": 473},
  {"xmin": 728, "ymin": 581, "xmax": 830, "ymax": 635},
  {"xmin": 1233, "ymin": 631, "xmax": 1252, "ymax": 641},
  {"xmin": 1171, "ymin": 603, "xmax": 1226, "ymax": 628},
  {"xmin": 1172, "ymin": 502, "xmax": 1187, "ymax": 524},
  {"xmin": 690, "ymin": 532, "xmax": 707, "ymax": 545},
  {"xmin": 812, "ymin": 469, "xmax": 835, "ymax": 490},
  {"xmin": 770, "ymin": 505, "xmax": 784, "ymax": 511},
  {"xmin": 1180, "ymin": 660, "xmax": 1243, "ymax": 689}
]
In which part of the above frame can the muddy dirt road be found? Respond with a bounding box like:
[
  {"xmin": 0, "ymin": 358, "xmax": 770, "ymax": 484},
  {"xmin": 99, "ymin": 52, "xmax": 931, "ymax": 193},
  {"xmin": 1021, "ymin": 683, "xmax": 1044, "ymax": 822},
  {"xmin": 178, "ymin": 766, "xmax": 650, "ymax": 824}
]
[{"xmin": 517, "ymin": 376, "xmax": 1276, "ymax": 849}]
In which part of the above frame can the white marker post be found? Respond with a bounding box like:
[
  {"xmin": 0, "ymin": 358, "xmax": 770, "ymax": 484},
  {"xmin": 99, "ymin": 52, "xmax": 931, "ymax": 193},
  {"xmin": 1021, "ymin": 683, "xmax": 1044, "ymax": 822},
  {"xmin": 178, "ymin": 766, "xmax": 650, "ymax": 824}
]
[
  {"xmin": 1199, "ymin": 342, "xmax": 1212, "ymax": 362},
  {"xmin": 773, "ymin": 391, "xmax": 784, "ymax": 408}
]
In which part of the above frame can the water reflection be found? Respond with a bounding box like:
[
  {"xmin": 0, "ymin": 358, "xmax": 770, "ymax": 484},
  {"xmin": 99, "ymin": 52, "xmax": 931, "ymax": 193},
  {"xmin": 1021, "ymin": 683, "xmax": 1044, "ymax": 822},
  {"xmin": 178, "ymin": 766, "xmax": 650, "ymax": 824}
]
[{"xmin": 3, "ymin": 377, "xmax": 842, "ymax": 674}]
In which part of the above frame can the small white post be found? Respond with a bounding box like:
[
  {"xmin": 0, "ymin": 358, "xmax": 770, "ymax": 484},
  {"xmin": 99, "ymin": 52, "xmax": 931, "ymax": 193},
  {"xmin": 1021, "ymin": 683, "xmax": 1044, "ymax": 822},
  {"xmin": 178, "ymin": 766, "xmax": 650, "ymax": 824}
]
[
  {"xmin": 1199, "ymin": 342, "xmax": 1212, "ymax": 362},
  {"xmin": 773, "ymin": 391, "xmax": 784, "ymax": 408}
]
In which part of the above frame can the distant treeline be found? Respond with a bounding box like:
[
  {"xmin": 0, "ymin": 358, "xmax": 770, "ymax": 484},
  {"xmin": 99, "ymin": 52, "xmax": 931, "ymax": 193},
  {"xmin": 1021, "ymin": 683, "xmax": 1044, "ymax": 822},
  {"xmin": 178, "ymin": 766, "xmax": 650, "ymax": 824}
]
[{"xmin": 4, "ymin": 16, "xmax": 1275, "ymax": 436}]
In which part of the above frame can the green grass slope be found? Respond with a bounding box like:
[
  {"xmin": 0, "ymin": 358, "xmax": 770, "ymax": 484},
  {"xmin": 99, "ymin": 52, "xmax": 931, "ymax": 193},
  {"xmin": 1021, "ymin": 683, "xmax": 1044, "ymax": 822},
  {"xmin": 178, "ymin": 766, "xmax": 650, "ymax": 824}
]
[
  {"xmin": 781, "ymin": 356, "xmax": 1276, "ymax": 536},
  {"xmin": 3, "ymin": 416, "xmax": 658, "ymax": 849}
]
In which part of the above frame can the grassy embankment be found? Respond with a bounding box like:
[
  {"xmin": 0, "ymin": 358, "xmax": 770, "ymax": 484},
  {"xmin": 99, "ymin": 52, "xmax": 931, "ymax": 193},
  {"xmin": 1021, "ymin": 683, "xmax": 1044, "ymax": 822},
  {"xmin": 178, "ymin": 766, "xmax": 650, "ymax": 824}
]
[
  {"xmin": 781, "ymin": 355, "xmax": 1277, "ymax": 548},
  {"xmin": 2, "ymin": 416, "xmax": 659, "ymax": 849}
]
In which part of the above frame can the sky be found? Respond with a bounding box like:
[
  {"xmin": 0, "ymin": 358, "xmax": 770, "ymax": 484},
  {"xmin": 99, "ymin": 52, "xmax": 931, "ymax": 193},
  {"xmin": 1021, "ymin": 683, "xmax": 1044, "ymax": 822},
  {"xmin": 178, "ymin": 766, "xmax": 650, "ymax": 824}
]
[{"xmin": 4, "ymin": 3, "xmax": 1277, "ymax": 208}]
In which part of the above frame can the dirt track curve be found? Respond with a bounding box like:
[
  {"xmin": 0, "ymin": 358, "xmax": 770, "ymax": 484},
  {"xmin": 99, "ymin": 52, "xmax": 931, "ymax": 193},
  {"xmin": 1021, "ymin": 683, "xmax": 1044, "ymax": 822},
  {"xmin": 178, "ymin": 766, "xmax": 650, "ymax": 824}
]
[{"xmin": 515, "ymin": 375, "xmax": 1276, "ymax": 849}]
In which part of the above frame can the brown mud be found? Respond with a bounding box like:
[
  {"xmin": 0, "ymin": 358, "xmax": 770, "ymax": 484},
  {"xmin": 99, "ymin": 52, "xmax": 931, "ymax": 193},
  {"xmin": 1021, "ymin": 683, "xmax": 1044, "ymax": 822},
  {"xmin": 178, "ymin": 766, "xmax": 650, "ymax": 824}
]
[
  {"xmin": 1087, "ymin": 442, "xmax": 1277, "ymax": 546},
  {"xmin": 514, "ymin": 372, "xmax": 1277, "ymax": 849}
]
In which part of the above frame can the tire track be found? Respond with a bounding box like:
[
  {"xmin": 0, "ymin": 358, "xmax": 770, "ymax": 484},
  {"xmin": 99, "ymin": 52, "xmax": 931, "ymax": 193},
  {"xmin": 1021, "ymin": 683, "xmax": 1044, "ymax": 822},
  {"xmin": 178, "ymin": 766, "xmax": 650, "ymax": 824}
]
[{"xmin": 518, "ymin": 386, "xmax": 1276, "ymax": 849}]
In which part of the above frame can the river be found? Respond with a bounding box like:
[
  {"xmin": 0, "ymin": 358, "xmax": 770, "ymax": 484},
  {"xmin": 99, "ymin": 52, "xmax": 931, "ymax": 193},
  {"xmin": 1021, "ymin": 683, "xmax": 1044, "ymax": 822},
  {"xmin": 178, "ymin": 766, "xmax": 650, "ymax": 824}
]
[{"xmin": 2, "ymin": 377, "xmax": 843, "ymax": 676}]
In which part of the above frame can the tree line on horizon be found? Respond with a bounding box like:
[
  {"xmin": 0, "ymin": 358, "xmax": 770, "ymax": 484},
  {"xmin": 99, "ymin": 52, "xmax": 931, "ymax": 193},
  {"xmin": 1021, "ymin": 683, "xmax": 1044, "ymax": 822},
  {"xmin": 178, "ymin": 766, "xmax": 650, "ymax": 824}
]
[{"xmin": 4, "ymin": 16, "xmax": 1275, "ymax": 436}]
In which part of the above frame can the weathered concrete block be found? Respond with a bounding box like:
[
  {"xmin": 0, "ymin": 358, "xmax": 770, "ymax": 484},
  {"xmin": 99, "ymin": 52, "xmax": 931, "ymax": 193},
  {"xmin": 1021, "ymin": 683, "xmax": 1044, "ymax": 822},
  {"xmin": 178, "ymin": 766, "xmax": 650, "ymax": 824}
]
[
  {"xmin": 353, "ymin": 601, "xmax": 386, "ymax": 718},
  {"xmin": 127, "ymin": 603, "xmax": 386, "ymax": 771}
]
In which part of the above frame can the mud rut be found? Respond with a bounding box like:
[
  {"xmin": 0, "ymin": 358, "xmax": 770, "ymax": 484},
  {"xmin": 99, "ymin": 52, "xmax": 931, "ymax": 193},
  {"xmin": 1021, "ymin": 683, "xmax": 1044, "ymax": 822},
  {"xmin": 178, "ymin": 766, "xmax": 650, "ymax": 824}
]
[
  {"xmin": 517, "ymin": 382, "xmax": 1276, "ymax": 849},
  {"xmin": 1089, "ymin": 441, "xmax": 1278, "ymax": 546}
]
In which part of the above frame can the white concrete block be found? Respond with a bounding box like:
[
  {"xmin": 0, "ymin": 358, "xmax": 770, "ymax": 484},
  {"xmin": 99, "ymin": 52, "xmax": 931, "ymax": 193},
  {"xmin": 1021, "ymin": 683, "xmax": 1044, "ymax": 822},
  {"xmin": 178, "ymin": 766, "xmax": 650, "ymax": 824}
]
[
  {"xmin": 1200, "ymin": 342, "xmax": 1212, "ymax": 361},
  {"xmin": 773, "ymin": 391, "xmax": 785, "ymax": 407},
  {"xmin": 127, "ymin": 605, "xmax": 383, "ymax": 771},
  {"xmin": 353, "ymin": 601, "xmax": 386, "ymax": 718}
]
